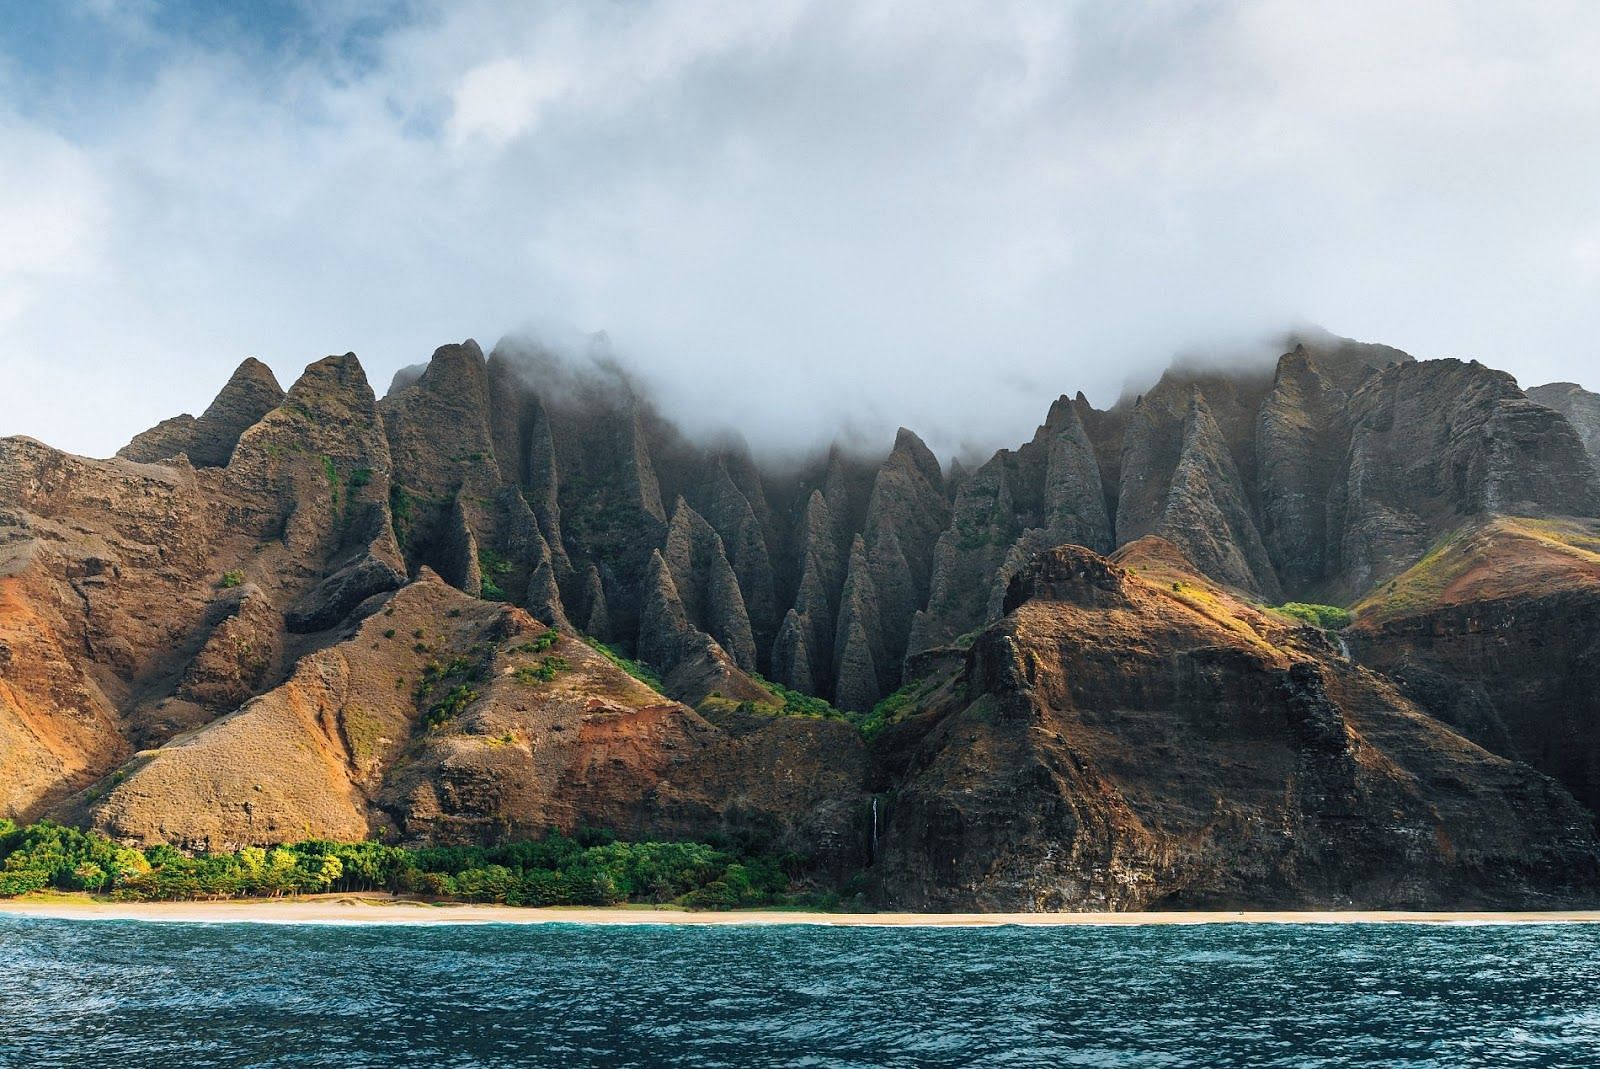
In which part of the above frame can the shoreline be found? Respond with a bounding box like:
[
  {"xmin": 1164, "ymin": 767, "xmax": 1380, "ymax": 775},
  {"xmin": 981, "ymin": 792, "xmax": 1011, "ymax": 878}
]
[{"xmin": 5, "ymin": 894, "xmax": 1600, "ymax": 928}]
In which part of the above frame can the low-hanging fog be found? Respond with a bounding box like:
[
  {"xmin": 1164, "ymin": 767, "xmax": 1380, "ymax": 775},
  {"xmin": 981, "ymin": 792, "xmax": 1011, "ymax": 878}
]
[{"xmin": 3, "ymin": 2, "xmax": 1599, "ymax": 461}]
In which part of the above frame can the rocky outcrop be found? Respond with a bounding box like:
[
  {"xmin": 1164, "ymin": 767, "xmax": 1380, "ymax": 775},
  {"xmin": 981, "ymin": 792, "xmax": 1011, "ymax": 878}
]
[
  {"xmin": 435, "ymin": 493, "xmax": 483, "ymax": 597},
  {"xmin": 224, "ymin": 354, "xmax": 406, "ymax": 631},
  {"xmin": 120, "ymin": 358, "xmax": 284, "ymax": 467},
  {"xmin": 874, "ymin": 541, "xmax": 1600, "ymax": 910},
  {"xmin": 1161, "ymin": 393, "xmax": 1282, "ymax": 600},
  {"xmin": 518, "ymin": 392, "xmax": 574, "ymax": 588},
  {"xmin": 176, "ymin": 585, "xmax": 283, "ymax": 712},
  {"xmin": 832, "ymin": 536, "xmax": 886, "ymax": 712},
  {"xmin": 379, "ymin": 342, "xmax": 507, "ymax": 585},
  {"xmin": 913, "ymin": 396, "xmax": 1113, "ymax": 653},
  {"xmin": 524, "ymin": 556, "xmax": 571, "ymax": 631},
  {"xmin": 1529, "ymin": 382, "xmax": 1600, "ymax": 463},
  {"xmin": 1328, "ymin": 360, "xmax": 1600, "ymax": 599},
  {"xmin": 771, "ymin": 491, "xmax": 842, "ymax": 691},
  {"xmin": 1256, "ymin": 346, "xmax": 1354, "ymax": 594},
  {"xmin": 911, "ymin": 453, "xmax": 1019, "ymax": 651},
  {"xmin": 830, "ymin": 430, "xmax": 948, "ymax": 709},
  {"xmin": 1119, "ymin": 374, "xmax": 1281, "ymax": 599},
  {"xmin": 1347, "ymin": 516, "xmax": 1600, "ymax": 813},
  {"xmin": 578, "ymin": 564, "xmax": 609, "ymax": 637},
  {"xmin": 636, "ymin": 550, "xmax": 767, "ymax": 707},
  {"xmin": 696, "ymin": 459, "xmax": 778, "ymax": 660},
  {"xmin": 662, "ymin": 500, "xmax": 757, "ymax": 670},
  {"xmin": 772, "ymin": 609, "xmax": 819, "ymax": 695}
]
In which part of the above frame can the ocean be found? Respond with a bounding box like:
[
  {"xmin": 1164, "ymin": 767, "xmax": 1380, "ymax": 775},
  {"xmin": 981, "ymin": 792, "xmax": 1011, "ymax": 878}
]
[{"xmin": 3, "ymin": 917, "xmax": 1599, "ymax": 1067}]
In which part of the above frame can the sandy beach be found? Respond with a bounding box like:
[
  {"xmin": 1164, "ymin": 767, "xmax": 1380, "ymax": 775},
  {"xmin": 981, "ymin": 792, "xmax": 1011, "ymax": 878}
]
[{"xmin": 4, "ymin": 894, "xmax": 1600, "ymax": 927}]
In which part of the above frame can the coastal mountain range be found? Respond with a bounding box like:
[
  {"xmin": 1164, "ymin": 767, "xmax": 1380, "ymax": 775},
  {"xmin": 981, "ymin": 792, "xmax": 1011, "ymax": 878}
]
[{"xmin": 4, "ymin": 330, "xmax": 1600, "ymax": 909}]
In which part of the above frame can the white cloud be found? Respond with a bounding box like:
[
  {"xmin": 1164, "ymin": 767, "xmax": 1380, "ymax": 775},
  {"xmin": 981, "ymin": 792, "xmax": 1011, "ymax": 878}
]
[
  {"xmin": 1, "ymin": 0, "xmax": 1598, "ymax": 458},
  {"xmin": 0, "ymin": 117, "xmax": 106, "ymax": 322},
  {"xmin": 448, "ymin": 57, "xmax": 573, "ymax": 148}
]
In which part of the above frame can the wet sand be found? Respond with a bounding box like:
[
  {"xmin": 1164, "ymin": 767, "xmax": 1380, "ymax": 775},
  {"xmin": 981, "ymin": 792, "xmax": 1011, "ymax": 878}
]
[{"xmin": 5, "ymin": 894, "xmax": 1600, "ymax": 927}]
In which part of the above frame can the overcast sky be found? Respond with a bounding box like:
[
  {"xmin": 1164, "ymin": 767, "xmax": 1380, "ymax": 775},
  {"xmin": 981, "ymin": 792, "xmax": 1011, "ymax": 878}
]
[{"xmin": 3, "ymin": 1, "xmax": 1598, "ymax": 460}]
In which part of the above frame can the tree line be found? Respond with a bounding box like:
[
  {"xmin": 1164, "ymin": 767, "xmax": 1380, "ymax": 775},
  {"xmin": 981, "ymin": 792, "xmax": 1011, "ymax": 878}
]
[{"xmin": 0, "ymin": 820, "xmax": 823, "ymax": 909}]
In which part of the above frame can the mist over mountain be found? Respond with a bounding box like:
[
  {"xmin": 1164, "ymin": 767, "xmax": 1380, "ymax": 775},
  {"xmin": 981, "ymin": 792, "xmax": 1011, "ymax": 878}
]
[{"xmin": 7, "ymin": 4, "xmax": 1600, "ymax": 459}]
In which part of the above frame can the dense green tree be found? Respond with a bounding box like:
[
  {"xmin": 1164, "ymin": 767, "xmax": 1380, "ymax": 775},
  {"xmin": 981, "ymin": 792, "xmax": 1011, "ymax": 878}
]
[{"xmin": 0, "ymin": 821, "xmax": 828, "ymax": 909}]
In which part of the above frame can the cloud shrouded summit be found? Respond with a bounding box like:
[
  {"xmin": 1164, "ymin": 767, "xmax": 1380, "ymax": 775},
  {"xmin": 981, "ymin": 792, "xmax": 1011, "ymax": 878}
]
[{"xmin": 2, "ymin": 0, "xmax": 1598, "ymax": 458}]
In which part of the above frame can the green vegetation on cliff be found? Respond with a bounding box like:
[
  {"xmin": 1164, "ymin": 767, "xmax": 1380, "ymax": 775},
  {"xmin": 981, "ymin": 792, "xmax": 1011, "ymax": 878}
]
[
  {"xmin": 1272, "ymin": 602, "xmax": 1352, "ymax": 631},
  {"xmin": 700, "ymin": 674, "xmax": 854, "ymax": 724},
  {"xmin": 582, "ymin": 636, "xmax": 665, "ymax": 691},
  {"xmin": 0, "ymin": 820, "xmax": 817, "ymax": 909},
  {"xmin": 478, "ymin": 548, "xmax": 512, "ymax": 601}
]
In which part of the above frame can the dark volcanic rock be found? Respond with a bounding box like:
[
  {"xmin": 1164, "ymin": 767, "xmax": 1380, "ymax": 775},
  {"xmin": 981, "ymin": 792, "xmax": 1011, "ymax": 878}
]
[
  {"xmin": 1118, "ymin": 376, "xmax": 1281, "ymax": 599},
  {"xmin": 836, "ymin": 430, "xmax": 948, "ymax": 707},
  {"xmin": 1347, "ymin": 516, "xmax": 1600, "ymax": 812},
  {"xmin": 1256, "ymin": 346, "xmax": 1355, "ymax": 594},
  {"xmin": 772, "ymin": 608, "xmax": 819, "ymax": 695},
  {"xmin": 1162, "ymin": 392, "xmax": 1282, "ymax": 600},
  {"xmin": 1328, "ymin": 360, "xmax": 1600, "ymax": 599},
  {"xmin": 1529, "ymin": 382, "xmax": 1600, "ymax": 463},
  {"xmin": 833, "ymin": 535, "xmax": 887, "ymax": 712},
  {"xmin": 662, "ymin": 499, "xmax": 757, "ymax": 670},
  {"xmin": 912, "ymin": 394, "xmax": 1115, "ymax": 653},
  {"xmin": 579, "ymin": 563, "xmax": 610, "ymax": 637},
  {"xmin": 637, "ymin": 549, "xmax": 766, "ymax": 706},
  {"xmin": 696, "ymin": 459, "xmax": 778, "ymax": 660},
  {"xmin": 224, "ymin": 353, "xmax": 407, "ymax": 627},
  {"xmin": 911, "ymin": 452, "xmax": 1019, "ymax": 650},
  {"xmin": 874, "ymin": 542, "xmax": 1600, "ymax": 910}
]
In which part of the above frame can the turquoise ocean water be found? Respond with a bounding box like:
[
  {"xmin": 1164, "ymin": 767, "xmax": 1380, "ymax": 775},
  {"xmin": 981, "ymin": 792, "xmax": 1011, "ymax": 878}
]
[{"xmin": 3, "ymin": 916, "xmax": 1599, "ymax": 1067}]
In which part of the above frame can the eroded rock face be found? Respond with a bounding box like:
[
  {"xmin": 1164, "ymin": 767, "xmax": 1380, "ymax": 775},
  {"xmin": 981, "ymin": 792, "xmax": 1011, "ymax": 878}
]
[
  {"xmin": 912, "ymin": 396, "xmax": 1114, "ymax": 657},
  {"xmin": 828, "ymin": 430, "xmax": 949, "ymax": 709},
  {"xmin": 1256, "ymin": 346, "xmax": 1355, "ymax": 593},
  {"xmin": 176, "ymin": 585, "xmax": 284, "ymax": 713},
  {"xmin": 120, "ymin": 358, "xmax": 284, "ymax": 467},
  {"xmin": 66, "ymin": 573, "xmax": 868, "ymax": 869},
  {"xmin": 1528, "ymin": 382, "xmax": 1600, "ymax": 464},
  {"xmin": 1346, "ymin": 517, "xmax": 1600, "ymax": 813},
  {"xmin": 1328, "ymin": 360, "xmax": 1600, "ymax": 599},
  {"xmin": 874, "ymin": 542, "xmax": 1600, "ymax": 910},
  {"xmin": 662, "ymin": 499, "xmax": 757, "ymax": 670}
]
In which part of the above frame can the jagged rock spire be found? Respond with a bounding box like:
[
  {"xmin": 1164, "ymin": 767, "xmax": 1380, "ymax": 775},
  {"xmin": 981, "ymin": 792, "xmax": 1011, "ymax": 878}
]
[
  {"xmin": 120, "ymin": 357, "xmax": 285, "ymax": 468},
  {"xmin": 699, "ymin": 459, "xmax": 778, "ymax": 656},
  {"xmin": 1156, "ymin": 390, "xmax": 1282, "ymax": 600},
  {"xmin": 580, "ymin": 563, "xmax": 610, "ymax": 637},
  {"xmin": 772, "ymin": 608, "xmax": 818, "ymax": 695},
  {"xmin": 1039, "ymin": 396, "xmax": 1113, "ymax": 552},
  {"xmin": 637, "ymin": 549, "xmax": 689, "ymax": 671},
  {"xmin": 223, "ymin": 353, "xmax": 405, "ymax": 631},
  {"xmin": 664, "ymin": 498, "xmax": 757, "ymax": 670},
  {"xmin": 438, "ymin": 492, "xmax": 484, "ymax": 597},
  {"xmin": 833, "ymin": 534, "xmax": 886, "ymax": 711},
  {"xmin": 838, "ymin": 428, "xmax": 949, "ymax": 703},
  {"xmin": 525, "ymin": 558, "xmax": 571, "ymax": 630},
  {"xmin": 910, "ymin": 450, "xmax": 1020, "ymax": 653}
]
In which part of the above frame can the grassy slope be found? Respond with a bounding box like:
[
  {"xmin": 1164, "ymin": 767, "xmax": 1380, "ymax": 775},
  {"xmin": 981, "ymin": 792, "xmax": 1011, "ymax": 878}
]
[{"xmin": 1351, "ymin": 516, "xmax": 1600, "ymax": 627}]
